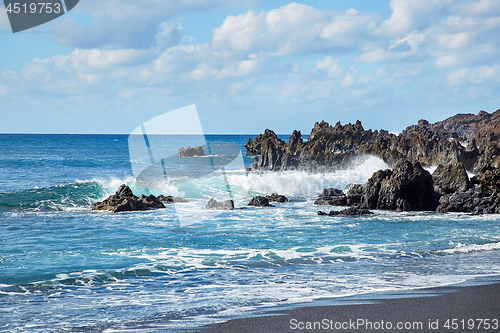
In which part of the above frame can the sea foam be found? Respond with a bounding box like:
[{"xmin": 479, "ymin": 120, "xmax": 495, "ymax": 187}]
[{"xmin": 228, "ymin": 155, "xmax": 388, "ymax": 197}]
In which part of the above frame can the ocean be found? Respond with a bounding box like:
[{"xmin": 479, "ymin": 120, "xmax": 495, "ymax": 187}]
[{"xmin": 1, "ymin": 134, "xmax": 500, "ymax": 332}]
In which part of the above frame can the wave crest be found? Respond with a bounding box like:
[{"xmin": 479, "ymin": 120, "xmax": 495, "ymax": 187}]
[{"xmin": 229, "ymin": 155, "xmax": 388, "ymax": 197}]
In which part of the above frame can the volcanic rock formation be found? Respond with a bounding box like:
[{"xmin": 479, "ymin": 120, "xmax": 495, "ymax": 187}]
[
  {"xmin": 245, "ymin": 109, "xmax": 500, "ymax": 172},
  {"xmin": 93, "ymin": 185, "xmax": 166, "ymax": 213}
]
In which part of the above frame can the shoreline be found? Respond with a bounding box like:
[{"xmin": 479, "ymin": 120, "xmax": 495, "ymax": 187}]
[{"xmin": 197, "ymin": 276, "xmax": 500, "ymax": 333}]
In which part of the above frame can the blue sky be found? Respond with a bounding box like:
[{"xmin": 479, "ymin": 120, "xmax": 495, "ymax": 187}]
[{"xmin": 1, "ymin": 0, "xmax": 499, "ymax": 134}]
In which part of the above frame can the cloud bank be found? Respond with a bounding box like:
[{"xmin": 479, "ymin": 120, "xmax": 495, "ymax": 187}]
[{"xmin": 1, "ymin": 0, "xmax": 500, "ymax": 133}]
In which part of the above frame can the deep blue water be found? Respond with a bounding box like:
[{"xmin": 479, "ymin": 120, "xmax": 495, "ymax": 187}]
[{"xmin": 1, "ymin": 134, "xmax": 500, "ymax": 332}]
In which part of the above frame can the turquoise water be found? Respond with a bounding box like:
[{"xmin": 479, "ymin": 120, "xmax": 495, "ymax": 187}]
[{"xmin": 1, "ymin": 134, "xmax": 500, "ymax": 332}]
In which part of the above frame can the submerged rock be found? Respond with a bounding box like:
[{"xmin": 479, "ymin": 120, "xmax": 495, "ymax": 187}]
[
  {"xmin": 177, "ymin": 145, "xmax": 205, "ymax": 157},
  {"xmin": 205, "ymin": 198, "xmax": 234, "ymax": 210},
  {"xmin": 318, "ymin": 207, "xmax": 374, "ymax": 216},
  {"xmin": 93, "ymin": 185, "xmax": 166, "ymax": 213},
  {"xmin": 247, "ymin": 196, "xmax": 274, "ymax": 207}
]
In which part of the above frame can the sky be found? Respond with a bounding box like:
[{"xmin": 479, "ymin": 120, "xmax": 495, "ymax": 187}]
[{"xmin": 0, "ymin": 0, "xmax": 500, "ymax": 134}]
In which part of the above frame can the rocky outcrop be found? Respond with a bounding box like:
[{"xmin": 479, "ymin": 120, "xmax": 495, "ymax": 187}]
[
  {"xmin": 477, "ymin": 167, "xmax": 500, "ymax": 192},
  {"xmin": 426, "ymin": 110, "xmax": 500, "ymax": 141},
  {"xmin": 246, "ymin": 130, "xmax": 287, "ymax": 171},
  {"xmin": 318, "ymin": 207, "xmax": 374, "ymax": 216},
  {"xmin": 247, "ymin": 196, "xmax": 275, "ymax": 207},
  {"xmin": 266, "ymin": 193, "xmax": 289, "ymax": 202},
  {"xmin": 314, "ymin": 185, "xmax": 365, "ymax": 207},
  {"xmin": 157, "ymin": 195, "xmax": 189, "ymax": 203},
  {"xmin": 246, "ymin": 109, "xmax": 500, "ymax": 172},
  {"xmin": 139, "ymin": 194, "xmax": 165, "ymax": 209},
  {"xmin": 177, "ymin": 146, "xmax": 205, "ymax": 157},
  {"xmin": 434, "ymin": 163, "xmax": 500, "ymax": 214},
  {"xmin": 314, "ymin": 188, "xmax": 347, "ymax": 206},
  {"xmin": 436, "ymin": 192, "xmax": 473, "ymax": 213},
  {"xmin": 205, "ymin": 198, "xmax": 234, "ymax": 210},
  {"xmin": 345, "ymin": 183, "xmax": 364, "ymax": 206},
  {"xmin": 351, "ymin": 157, "xmax": 500, "ymax": 214},
  {"xmin": 432, "ymin": 162, "xmax": 472, "ymax": 195},
  {"xmin": 475, "ymin": 142, "xmax": 500, "ymax": 171},
  {"xmin": 360, "ymin": 160, "xmax": 437, "ymax": 211},
  {"xmin": 356, "ymin": 160, "xmax": 500, "ymax": 215},
  {"xmin": 93, "ymin": 185, "xmax": 166, "ymax": 213}
]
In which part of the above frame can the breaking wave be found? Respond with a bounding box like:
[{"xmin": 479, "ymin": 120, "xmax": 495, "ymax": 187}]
[{"xmin": 0, "ymin": 155, "xmax": 389, "ymax": 211}]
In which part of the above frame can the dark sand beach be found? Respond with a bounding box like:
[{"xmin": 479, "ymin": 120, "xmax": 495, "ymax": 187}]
[{"xmin": 200, "ymin": 280, "xmax": 500, "ymax": 333}]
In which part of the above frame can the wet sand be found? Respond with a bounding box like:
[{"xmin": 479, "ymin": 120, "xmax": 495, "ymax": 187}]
[{"xmin": 199, "ymin": 281, "xmax": 500, "ymax": 333}]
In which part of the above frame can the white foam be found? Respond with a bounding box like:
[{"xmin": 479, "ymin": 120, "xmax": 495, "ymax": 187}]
[
  {"xmin": 423, "ymin": 165, "xmax": 476, "ymax": 179},
  {"xmin": 441, "ymin": 242, "xmax": 500, "ymax": 254},
  {"xmin": 93, "ymin": 176, "xmax": 183, "ymax": 198},
  {"xmin": 424, "ymin": 165, "xmax": 438, "ymax": 175},
  {"xmin": 228, "ymin": 155, "xmax": 388, "ymax": 197},
  {"xmin": 102, "ymin": 244, "xmax": 382, "ymax": 269},
  {"xmin": 87, "ymin": 155, "xmax": 387, "ymax": 200}
]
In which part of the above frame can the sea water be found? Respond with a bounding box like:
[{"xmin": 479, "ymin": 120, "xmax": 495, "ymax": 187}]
[{"xmin": 1, "ymin": 134, "xmax": 500, "ymax": 332}]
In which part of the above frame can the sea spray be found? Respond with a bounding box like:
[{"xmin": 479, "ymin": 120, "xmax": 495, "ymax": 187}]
[{"xmin": 229, "ymin": 155, "xmax": 388, "ymax": 197}]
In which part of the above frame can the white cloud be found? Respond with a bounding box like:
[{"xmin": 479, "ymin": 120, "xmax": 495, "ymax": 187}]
[
  {"xmin": 211, "ymin": 3, "xmax": 378, "ymax": 57},
  {"xmin": 2, "ymin": 71, "xmax": 17, "ymax": 80},
  {"xmin": 315, "ymin": 56, "xmax": 341, "ymax": 76},
  {"xmin": 435, "ymin": 54, "xmax": 462, "ymax": 67},
  {"xmin": 319, "ymin": 9, "xmax": 376, "ymax": 46},
  {"xmin": 462, "ymin": 0, "xmax": 500, "ymax": 16},
  {"xmin": 215, "ymin": 54, "xmax": 263, "ymax": 79},
  {"xmin": 52, "ymin": 0, "xmax": 242, "ymax": 49},
  {"xmin": 446, "ymin": 65, "xmax": 500, "ymax": 86},
  {"xmin": 377, "ymin": 0, "xmax": 455, "ymax": 37},
  {"xmin": 227, "ymin": 78, "xmax": 255, "ymax": 95},
  {"xmin": 70, "ymin": 49, "xmax": 151, "ymax": 69},
  {"xmin": 468, "ymin": 64, "xmax": 500, "ymax": 84},
  {"xmin": 356, "ymin": 30, "xmax": 428, "ymax": 63},
  {"xmin": 443, "ymin": 15, "xmax": 476, "ymax": 29},
  {"xmin": 212, "ymin": 11, "xmax": 265, "ymax": 51},
  {"xmin": 341, "ymin": 67, "xmax": 358, "ymax": 88},
  {"xmin": 191, "ymin": 64, "xmax": 215, "ymax": 81},
  {"xmin": 263, "ymin": 3, "xmax": 331, "ymax": 55},
  {"xmin": 81, "ymin": 74, "xmax": 103, "ymax": 85},
  {"xmin": 341, "ymin": 73, "xmax": 355, "ymax": 88},
  {"xmin": 190, "ymin": 53, "xmax": 264, "ymax": 80},
  {"xmin": 155, "ymin": 22, "xmax": 184, "ymax": 50},
  {"xmin": 437, "ymin": 32, "xmax": 474, "ymax": 49},
  {"xmin": 0, "ymin": 86, "xmax": 7, "ymax": 95},
  {"xmin": 3, "ymin": 0, "xmax": 500, "ymax": 134},
  {"xmin": 375, "ymin": 65, "xmax": 424, "ymax": 78}
]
